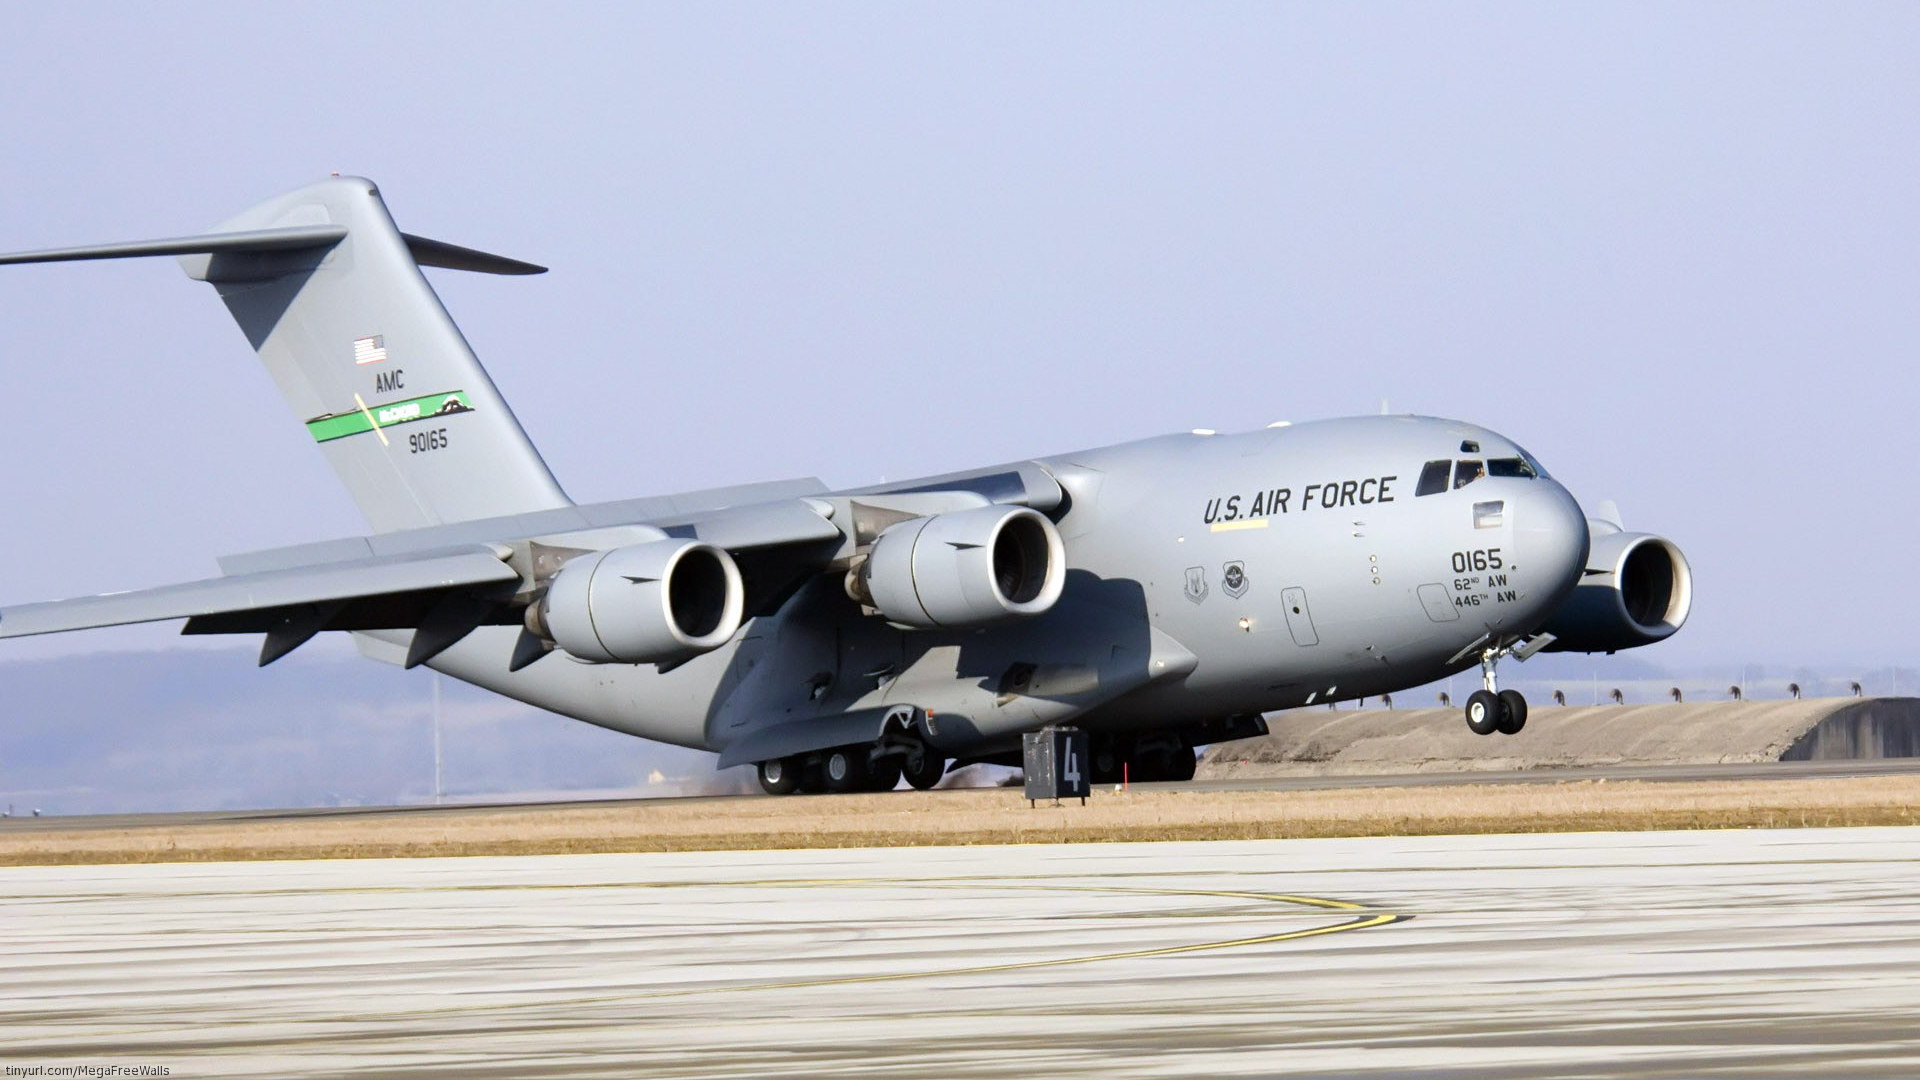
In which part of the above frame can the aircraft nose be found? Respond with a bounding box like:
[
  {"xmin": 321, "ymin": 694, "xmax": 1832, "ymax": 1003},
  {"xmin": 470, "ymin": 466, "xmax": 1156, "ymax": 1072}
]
[{"xmin": 1516, "ymin": 478, "xmax": 1589, "ymax": 609}]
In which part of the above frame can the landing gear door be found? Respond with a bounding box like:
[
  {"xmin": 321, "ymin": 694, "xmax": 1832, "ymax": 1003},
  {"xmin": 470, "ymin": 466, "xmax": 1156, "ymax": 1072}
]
[{"xmin": 1281, "ymin": 586, "xmax": 1319, "ymax": 646}]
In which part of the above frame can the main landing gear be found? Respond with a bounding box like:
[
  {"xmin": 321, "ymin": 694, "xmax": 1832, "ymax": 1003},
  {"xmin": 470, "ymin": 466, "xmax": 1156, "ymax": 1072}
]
[
  {"xmin": 756, "ymin": 742, "xmax": 947, "ymax": 795},
  {"xmin": 1462, "ymin": 640, "xmax": 1533, "ymax": 736}
]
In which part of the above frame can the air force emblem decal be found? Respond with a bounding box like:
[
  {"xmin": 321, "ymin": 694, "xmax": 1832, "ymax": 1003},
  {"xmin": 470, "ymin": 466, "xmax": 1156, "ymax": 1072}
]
[
  {"xmin": 1184, "ymin": 565, "xmax": 1208, "ymax": 604},
  {"xmin": 1222, "ymin": 560, "xmax": 1250, "ymax": 599}
]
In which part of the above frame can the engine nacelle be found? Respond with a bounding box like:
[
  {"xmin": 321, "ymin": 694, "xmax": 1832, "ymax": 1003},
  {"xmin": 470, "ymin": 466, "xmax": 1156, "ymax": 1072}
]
[
  {"xmin": 1541, "ymin": 527, "xmax": 1692, "ymax": 653},
  {"xmin": 857, "ymin": 505, "xmax": 1066, "ymax": 629},
  {"xmin": 536, "ymin": 539, "xmax": 744, "ymax": 664}
]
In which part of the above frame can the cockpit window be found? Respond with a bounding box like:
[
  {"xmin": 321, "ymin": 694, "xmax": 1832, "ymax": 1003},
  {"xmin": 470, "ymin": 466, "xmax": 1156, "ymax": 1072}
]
[
  {"xmin": 1487, "ymin": 457, "xmax": 1537, "ymax": 479},
  {"xmin": 1415, "ymin": 459, "xmax": 1451, "ymax": 497},
  {"xmin": 1512, "ymin": 443, "xmax": 1551, "ymax": 479},
  {"xmin": 1453, "ymin": 459, "xmax": 1485, "ymax": 489}
]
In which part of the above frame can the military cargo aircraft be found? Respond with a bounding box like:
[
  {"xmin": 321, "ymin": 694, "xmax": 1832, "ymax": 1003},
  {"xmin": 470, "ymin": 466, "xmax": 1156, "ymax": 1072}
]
[{"xmin": 0, "ymin": 178, "xmax": 1691, "ymax": 793}]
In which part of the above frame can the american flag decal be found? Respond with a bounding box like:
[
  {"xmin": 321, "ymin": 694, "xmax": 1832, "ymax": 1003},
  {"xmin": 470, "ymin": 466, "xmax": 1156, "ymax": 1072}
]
[{"xmin": 352, "ymin": 335, "xmax": 389, "ymax": 365}]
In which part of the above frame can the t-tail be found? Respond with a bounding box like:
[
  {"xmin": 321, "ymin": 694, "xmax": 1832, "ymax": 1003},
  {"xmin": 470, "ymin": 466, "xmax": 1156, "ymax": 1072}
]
[{"xmin": 0, "ymin": 176, "xmax": 572, "ymax": 533}]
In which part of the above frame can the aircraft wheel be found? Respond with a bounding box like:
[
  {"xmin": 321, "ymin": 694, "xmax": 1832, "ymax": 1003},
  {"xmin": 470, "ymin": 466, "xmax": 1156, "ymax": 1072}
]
[
  {"xmin": 902, "ymin": 750, "xmax": 946, "ymax": 790},
  {"xmin": 1164, "ymin": 748, "xmax": 1197, "ymax": 782},
  {"xmin": 820, "ymin": 746, "xmax": 869, "ymax": 794},
  {"xmin": 1089, "ymin": 745, "xmax": 1124, "ymax": 785},
  {"xmin": 757, "ymin": 756, "xmax": 802, "ymax": 796},
  {"xmin": 1464, "ymin": 689, "xmax": 1504, "ymax": 735},
  {"xmin": 1496, "ymin": 690, "xmax": 1528, "ymax": 735},
  {"xmin": 866, "ymin": 756, "xmax": 903, "ymax": 792},
  {"xmin": 1130, "ymin": 752, "xmax": 1169, "ymax": 783}
]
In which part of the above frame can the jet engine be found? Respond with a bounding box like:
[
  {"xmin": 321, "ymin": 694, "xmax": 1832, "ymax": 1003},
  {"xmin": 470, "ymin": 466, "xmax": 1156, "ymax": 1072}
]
[
  {"xmin": 533, "ymin": 539, "xmax": 744, "ymax": 663},
  {"xmin": 1541, "ymin": 527, "xmax": 1692, "ymax": 653},
  {"xmin": 854, "ymin": 505, "xmax": 1066, "ymax": 629}
]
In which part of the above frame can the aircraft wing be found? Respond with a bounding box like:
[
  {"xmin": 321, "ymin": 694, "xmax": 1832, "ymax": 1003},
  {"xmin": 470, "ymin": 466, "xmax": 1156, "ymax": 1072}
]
[
  {"xmin": 0, "ymin": 465, "xmax": 1061, "ymax": 668},
  {"xmin": 0, "ymin": 481, "xmax": 852, "ymax": 669},
  {"xmin": 0, "ymin": 546, "xmax": 520, "ymax": 640}
]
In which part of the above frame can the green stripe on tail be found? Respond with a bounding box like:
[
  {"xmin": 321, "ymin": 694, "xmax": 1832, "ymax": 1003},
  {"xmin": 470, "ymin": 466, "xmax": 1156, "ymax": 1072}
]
[{"xmin": 306, "ymin": 391, "xmax": 475, "ymax": 443}]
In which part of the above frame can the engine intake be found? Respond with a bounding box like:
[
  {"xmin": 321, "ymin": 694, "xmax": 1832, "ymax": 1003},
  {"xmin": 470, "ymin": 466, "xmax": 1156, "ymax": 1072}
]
[
  {"xmin": 857, "ymin": 505, "xmax": 1066, "ymax": 628},
  {"xmin": 1542, "ymin": 528, "xmax": 1692, "ymax": 653},
  {"xmin": 536, "ymin": 539, "xmax": 744, "ymax": 663}
]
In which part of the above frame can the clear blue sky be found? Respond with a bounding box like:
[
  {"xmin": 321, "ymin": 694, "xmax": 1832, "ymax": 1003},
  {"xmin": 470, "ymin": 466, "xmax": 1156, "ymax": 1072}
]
[{"xmin": 0, "ymin": 3, "xmax": 1915, "ymax": 671}]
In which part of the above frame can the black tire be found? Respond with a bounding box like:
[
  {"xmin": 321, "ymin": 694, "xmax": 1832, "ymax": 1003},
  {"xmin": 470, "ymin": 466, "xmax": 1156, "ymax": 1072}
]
[
  {"xmin": 757, "ymin": 756, "xmax": 801, "ymax": 796},
  {"xmin": 1090, "ymin": 745, "xmax": 1124, "ymax": 785},
  {"xmin": 902, "ymin": 750, "xmax": 946, "ymax": 790},
  {"xmin": 866, "ymin": 757, "xmax": 903, "ymax": 792},
  {"xmin": 821, "ymin": 746, "xmax": 869, "ymax": 794},
  {"xmin": 1465, "ymin": 689, "xmax": 1504, "ymax": 735},
  {"xmin": 1164, "ymin": 748, "xmax": 1197, "ymax": 782},
  {"xmin": 1496, "ymin": 690, "xmax": 1528, "ymax": 735}
]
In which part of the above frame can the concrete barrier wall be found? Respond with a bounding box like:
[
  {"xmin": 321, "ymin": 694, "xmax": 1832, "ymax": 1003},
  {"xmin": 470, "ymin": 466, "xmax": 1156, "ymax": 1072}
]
[
  {"xmin": 1782, "ymin": 699, "xmax": 1920, "ymax": 761},
  {"xmin": 1197, "ymin": 697, "xmax": 1920, "ymax": 779}
]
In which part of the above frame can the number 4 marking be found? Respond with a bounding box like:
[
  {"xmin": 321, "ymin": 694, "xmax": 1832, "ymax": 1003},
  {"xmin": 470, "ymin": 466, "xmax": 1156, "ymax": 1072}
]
[{"xmin": 1063, "ymin": 745, "xmax": 1081, "ymax": 786}]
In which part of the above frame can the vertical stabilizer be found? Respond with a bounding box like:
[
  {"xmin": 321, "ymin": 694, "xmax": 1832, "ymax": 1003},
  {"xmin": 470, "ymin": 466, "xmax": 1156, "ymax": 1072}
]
[{"xmin": 180, "ymin": 177, "xmax": 571, "ymax": 532}]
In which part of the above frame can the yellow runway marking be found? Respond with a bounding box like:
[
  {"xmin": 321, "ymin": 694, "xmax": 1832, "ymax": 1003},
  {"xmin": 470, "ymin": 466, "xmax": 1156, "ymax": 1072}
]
[
  {"xmin": 7, "ymin": 876, "xmax": 1409, "ymax": 1046},
  {"xmin": 374, "ymin": 877, "xmax": 1408, "ymax": 1018}
]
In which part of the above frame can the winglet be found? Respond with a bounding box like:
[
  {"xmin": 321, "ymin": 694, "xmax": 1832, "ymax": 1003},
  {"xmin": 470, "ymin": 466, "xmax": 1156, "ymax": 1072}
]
[{"xmin": 1591, "ymin": 499, "xmax": 1624, "ymax": 532}]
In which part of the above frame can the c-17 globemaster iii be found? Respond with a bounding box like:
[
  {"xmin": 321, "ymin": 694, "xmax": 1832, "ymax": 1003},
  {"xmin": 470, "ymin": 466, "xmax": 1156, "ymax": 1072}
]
[{"xmin": 0, "ymin": 178, "xmax": 1692, "ymax": 793}]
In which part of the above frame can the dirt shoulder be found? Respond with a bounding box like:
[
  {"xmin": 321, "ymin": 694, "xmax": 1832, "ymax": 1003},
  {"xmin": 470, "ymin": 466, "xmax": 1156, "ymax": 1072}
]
[{"xmin": 4, "ymin": 774, "xmax": 1918, "ymax": 866}]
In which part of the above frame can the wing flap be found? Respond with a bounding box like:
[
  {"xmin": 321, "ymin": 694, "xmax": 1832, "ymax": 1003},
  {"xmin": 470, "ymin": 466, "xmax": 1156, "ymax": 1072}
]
[{"xmin": 0, "ymin": 546, "xmax": 518, "ymax": 639}]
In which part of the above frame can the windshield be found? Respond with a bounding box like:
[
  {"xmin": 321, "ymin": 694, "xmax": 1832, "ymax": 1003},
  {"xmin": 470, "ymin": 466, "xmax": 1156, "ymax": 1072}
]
[
  {"xmin": 1418, "ymin": 452, "xmax": 1543, "ymax": 495},
  {"xmin": 1511, "ymin": 444, "xmax": 1551, "ymax": 479}
]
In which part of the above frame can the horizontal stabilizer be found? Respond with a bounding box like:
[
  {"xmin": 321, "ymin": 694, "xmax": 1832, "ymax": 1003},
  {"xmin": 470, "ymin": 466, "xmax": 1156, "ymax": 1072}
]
[
  {"xmin": 0, "ymin": 225, "xmax": 544, "ymax": 277},
  {"xmin": 0, "ymin": 546, "xmax": 518, "ymax": 639},
  {"xmin": 0, "ymin": 225, "xmax": 347, "ymax": 265},
  {"xmin": 401, "ymin": 233, "xmax": 546, "ymax": 275}
]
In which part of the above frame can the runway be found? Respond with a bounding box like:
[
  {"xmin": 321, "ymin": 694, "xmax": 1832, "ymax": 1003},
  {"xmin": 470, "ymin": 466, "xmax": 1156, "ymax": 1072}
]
[{"xmin": 5, "ymin": 828, "xmax": 1920, "ymax": 1077}]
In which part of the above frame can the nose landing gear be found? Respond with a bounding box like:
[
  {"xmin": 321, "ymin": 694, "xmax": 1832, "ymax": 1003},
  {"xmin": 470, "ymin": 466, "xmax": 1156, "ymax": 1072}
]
[
  {"xmin": 1464, "ymin": 689, "xmax": 1504, "ymax": 735},
  {"xmin": 1461, "ymin": 636, "xmax": 1551, "ymax": 736},
  {"xmin": 1466, "ymin": 687, "xmax": 1530, "ymax": 735}
]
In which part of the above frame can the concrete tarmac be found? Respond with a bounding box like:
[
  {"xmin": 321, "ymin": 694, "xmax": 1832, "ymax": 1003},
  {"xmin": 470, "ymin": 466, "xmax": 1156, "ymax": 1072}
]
[{"xmin": 5, "ymin": 828, "xmax": 1920, "ymax": 1078}]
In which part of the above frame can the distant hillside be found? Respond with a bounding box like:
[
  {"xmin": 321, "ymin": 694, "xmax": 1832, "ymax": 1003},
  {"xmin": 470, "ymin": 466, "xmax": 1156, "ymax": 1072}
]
[{"xmin": 0, "ymin": 647, "xmax": 734, "ymax": 816}]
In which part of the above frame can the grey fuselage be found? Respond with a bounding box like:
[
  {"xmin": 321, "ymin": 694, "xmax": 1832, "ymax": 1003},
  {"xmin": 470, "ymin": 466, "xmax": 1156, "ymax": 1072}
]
[{"xmin": 413, "ymin": 414, "xmax": 1590, "ymax": 761}]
